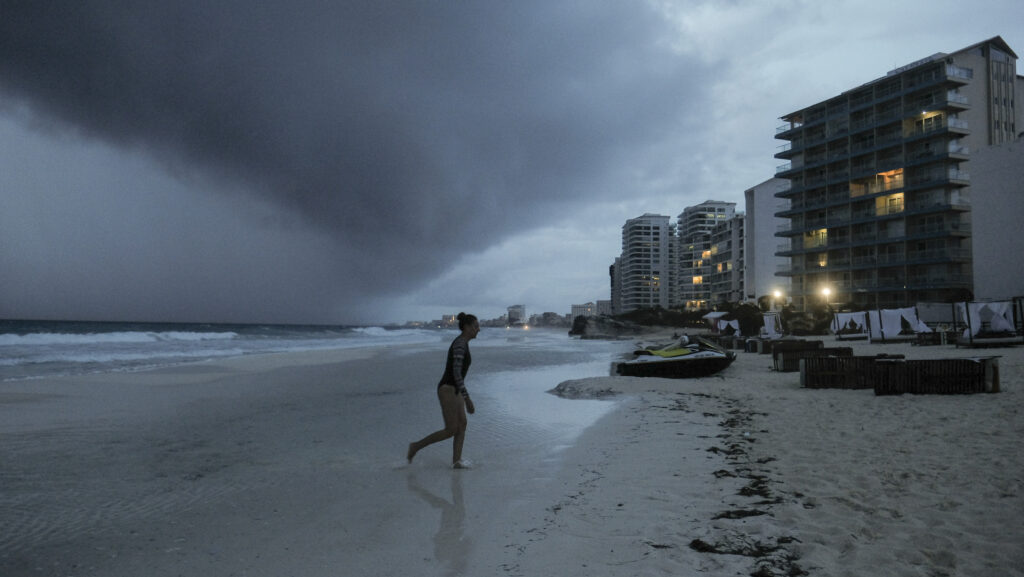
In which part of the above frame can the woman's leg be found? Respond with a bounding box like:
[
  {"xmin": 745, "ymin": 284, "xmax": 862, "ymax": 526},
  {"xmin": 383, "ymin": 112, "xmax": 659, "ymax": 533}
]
[
  {"xmin": 408, "ymin": 385, "xmax": 467, "ymax": 463},
  {"xmin": 450, "ymin": 393, "xmax": 468, "ymax": 465}
]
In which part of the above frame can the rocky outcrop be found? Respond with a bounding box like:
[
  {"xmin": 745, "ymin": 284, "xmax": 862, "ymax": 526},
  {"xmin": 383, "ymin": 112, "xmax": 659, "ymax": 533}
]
[{"xmin": 569, "ymin": 315, "xmax": 651, "ymax": 339}]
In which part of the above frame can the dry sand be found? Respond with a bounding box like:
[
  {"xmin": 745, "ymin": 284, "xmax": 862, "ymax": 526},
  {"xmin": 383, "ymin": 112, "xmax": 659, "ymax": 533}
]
[
  {"xmin": 541, "ymin": 337, "xmax": 1024, "ymax": 577},
  {"xmin": 1, "ymin": 334, "xmax": 1021, "ymax": 576}
]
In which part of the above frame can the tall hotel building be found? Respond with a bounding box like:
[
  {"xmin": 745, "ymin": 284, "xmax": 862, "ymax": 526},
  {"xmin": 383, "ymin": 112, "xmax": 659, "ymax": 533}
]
[
  {"xmin": 774, "ymin": 36, "xmax": 1020, "ymax": 311},
  {"xmin": 677, "ymin": 201, "xmax": 735, "ymax": 309},
  {"xmin": 616, "ymin": 214, "xmax": 676, "ymax": 312}
]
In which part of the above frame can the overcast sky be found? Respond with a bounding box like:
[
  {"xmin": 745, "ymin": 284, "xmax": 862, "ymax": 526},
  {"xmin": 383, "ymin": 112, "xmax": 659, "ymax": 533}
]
[{"xmin": 1, "ymin": 1, "xmax": 1021, "ymax": 325}]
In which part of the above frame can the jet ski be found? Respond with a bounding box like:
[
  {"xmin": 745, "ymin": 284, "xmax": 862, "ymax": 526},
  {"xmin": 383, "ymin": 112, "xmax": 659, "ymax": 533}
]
[{"xmin": 616, "ymin": 335, "xmax": 736, "ymax": 378}]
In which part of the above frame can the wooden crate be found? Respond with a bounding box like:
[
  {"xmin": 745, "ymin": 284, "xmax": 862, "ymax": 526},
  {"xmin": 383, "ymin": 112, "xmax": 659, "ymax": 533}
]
[
  {"xmin": 777, "ymin": 347, "xmax": 853, "ymax": 373},
  {"xmin": 771, "ymin": 340, "xmax": 824, "ymax": 370},
  {"xmin": 872, "ymin": 357, "xmax": 1000, "ymax": 395},
  {"xmin": 800, "ymin": 355, "xmax": 902, "ymax": 389}
]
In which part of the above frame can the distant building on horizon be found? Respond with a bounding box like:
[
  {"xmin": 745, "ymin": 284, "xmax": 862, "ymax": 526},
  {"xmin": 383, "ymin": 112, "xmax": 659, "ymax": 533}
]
[
  {"xmin": 506, "ymin": 304, "xmax": 526, "ymax": 325},
  {"xmin": 571, "ymin": 302, "xmax": 596, "ymax": 322},
  {"xmin": 609, "ymin": 258, "xmax": 622, "ymax": 315},
  {"xmin": 774, "ymin": 35, "xmax": 1023, "ymax": 310}
]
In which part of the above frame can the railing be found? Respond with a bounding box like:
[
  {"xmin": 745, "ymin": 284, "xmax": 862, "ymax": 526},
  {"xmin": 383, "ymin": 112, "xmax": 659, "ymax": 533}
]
[
  {"xmin": 947, "ymin": 91, "xmax": 969, "ymax": 106},
  {"xmin": 777, "ymin": 121, "xmax": 803, "ymax": 134},
  {"xmin": 850, "ymin": 91, "xmax": 874, "ymax": 109},
  {"xmin": 906, "ymin": 248, "xmax": 972, "ymax": 262},
  {"xmin": 907, "ymin": 220, "xmax": 972, "ymax": 236},
  {"xmin": 946, "ymin": 64, "xmax": 973, "ymax": 81},
  {"xmin": 904, "ymin": 118, "xmax": 962, "ymax": 139},
  {"xmin": 907, "ymin": 274, "xmax": 973, "ymax": 288},
  {"xmin": 907, "ymin": 169, "xmax": 970, "ymax": 186}
]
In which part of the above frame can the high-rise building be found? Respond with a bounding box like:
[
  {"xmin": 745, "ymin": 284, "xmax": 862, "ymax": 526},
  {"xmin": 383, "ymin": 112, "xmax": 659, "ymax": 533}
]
[
  {"xmin": 744, "ymin": 178, "xmax": 792, "ymax": 303},
  {"xmin": 609, "ymin": 258, "xmax": 622, "ymax": 315},
  {"xmin": 709, "ymin": 212, "xmax": 745, "ymax": 305},
  {"xmin": 615, "ymin": 213, "xmax": 675, "ymax": 313},
  {"xmin": 677, "ymin": 201, "xmax": 735, "ymax": 309},
  {"xmin": 774, "ymin": 36, "xmax": 1021, "ymax": 311},
  {"xmin": 507, "ymin": 305, "xmax": 526, "ymax": 325}
]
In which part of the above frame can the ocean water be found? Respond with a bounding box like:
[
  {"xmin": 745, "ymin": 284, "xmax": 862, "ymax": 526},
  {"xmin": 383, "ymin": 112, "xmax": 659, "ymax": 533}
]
[
  {"xmin": 0, "ymin": 319, "xmax": 456, "ymax": 382},
  {"xmin": 0, "ymin": 320, "xmax": 629, "ymax": 383}
]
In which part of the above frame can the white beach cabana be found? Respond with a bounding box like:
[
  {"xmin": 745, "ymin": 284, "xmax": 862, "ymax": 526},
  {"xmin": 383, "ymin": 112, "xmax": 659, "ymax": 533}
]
[
  {"xmin": 867, "ymin": 307, "xmax": 930, "ymax": 342},
  {"xmin": 831, "ymin": 311, "xmax": 869, "ymax": 340},
  {"xmin": 702, "ymin": 311, "xmax": 729, "ymax": 334},
  {"xmin": 956, "ymin": 301, "xmax": 1022, "ymax": 346},
  {"xmin": 761, "ymin": 312, "xmax": 783, "ymax": 339}
]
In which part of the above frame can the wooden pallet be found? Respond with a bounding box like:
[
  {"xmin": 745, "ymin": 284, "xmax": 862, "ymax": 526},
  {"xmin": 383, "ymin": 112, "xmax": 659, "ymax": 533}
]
[
  {"xmin": 771, "ymin": 340, "xmax": 823, "ymax": 371},
  {"xmin": 800, "ymin": 355, "xmax": 903, "ymax": 389},
  {"xmin": 776, "ymin": 347, "xmax": 854, "ymax": 373},
  {"xmin": 873, "ymin": 357, "xmax": 1000, "ymax": 395},
  {"xmin": 800, "ymin": 355, "xmax": 1000, "ymax": 394}
]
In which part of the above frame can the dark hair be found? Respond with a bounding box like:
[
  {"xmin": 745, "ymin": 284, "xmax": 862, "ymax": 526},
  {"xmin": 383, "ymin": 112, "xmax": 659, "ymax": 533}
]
[{"xmin": 457, "ymin": 312, "xmax": 478, "ymax": 330}]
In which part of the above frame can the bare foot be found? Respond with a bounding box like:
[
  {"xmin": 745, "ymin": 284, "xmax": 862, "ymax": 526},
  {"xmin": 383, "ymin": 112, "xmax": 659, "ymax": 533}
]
[{"xmin": 453, "ymin": 459, "xmax": 472, "ymax": 469}]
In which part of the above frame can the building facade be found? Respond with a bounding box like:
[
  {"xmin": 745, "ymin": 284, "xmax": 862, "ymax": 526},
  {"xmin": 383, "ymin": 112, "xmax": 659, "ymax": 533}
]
[
  {"xmin": 571, "ymin": 302, "xmax": 596, "ymax": 322},
  {"xmin": 744, "ymin": 178, "xmax": 792, "ymax": 303},
  {"xmin": 609, "ymin": 259, "xmax": 622, "ymax": 315},
  {"xmin": 507, "ymin": 305, "xmax": 526, "ymax": 325},
  {"xmin": 708, "ymin": 213, "xmax": 745, "ymax": 305},
  {"xmin": 968, "ymin": 139, "xmax": 1024, "ymax": 300},
  {"xmin": 677, "ymin": 201, "xmax": 736, "ymax": 309},
  {"xmin": 774, "ymin": 36, "xmax": 1020, "ymax": 311},
  {"xmin": 615, "ymin": 213, "xmax": 676, "ymax": 313}
]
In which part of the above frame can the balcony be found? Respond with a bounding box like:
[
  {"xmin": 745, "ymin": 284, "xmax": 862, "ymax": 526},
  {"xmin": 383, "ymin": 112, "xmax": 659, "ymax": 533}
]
[
  {"xmin": 907, "ymin": 274, "xmax": 973, "ymax": 289},
  {"xmin": 776, "ymin": 120, "xmax": 804, "ymax": 136},
  {"xmin": 906, "ymin": 220, "xmax": 971, "ymax": 238},
  {"xmin": 906, "ymin": 168, "xmax": 970, "ymax": 187},
  {"xmin": 906, "ymin": 247, "xmax": 972, "ymax": 264},
  {"xmin": 945, "ymin": 64, "xmax": 973, "ymax": 83},
  {"xmin": 904, "ymin": 117, "xmax": 970, "ymax": 141}
]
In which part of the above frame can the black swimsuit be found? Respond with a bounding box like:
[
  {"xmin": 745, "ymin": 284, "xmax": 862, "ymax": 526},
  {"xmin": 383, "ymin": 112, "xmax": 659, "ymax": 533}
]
[{"xmin": 437, "ymin": 335, "xmax": 471, "ymax": 399}]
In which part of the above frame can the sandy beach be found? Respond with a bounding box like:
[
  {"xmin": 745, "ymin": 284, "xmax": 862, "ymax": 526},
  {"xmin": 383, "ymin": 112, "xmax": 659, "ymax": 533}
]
[{"xmin": 2, "ymin": 331, "xmax": 1021, "ymax": 576}]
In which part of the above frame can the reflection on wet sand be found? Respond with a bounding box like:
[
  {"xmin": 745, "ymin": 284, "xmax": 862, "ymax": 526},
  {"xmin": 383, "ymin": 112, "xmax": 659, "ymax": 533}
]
[{"xmin": 407, "ymin": 471, "xmax": 470, "ymax": 576}]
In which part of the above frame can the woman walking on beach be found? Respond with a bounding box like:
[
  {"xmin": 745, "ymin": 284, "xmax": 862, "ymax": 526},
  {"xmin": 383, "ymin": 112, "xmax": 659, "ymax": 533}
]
[{"xmin": 408, "ymin": 313, "xmax": 479, "ymax": 468}]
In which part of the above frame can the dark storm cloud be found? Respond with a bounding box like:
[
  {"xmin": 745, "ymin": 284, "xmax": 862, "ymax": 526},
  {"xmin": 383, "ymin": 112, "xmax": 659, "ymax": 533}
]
[{"xmin": 0, "ymin": 1, "xmax": 702, "ymax": 320}]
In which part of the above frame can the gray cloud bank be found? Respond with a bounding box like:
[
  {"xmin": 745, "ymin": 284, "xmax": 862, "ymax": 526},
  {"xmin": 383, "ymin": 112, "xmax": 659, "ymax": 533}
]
[{"xmin": 1, "ymin": 1, "xmax": 704, "ymax": 323}]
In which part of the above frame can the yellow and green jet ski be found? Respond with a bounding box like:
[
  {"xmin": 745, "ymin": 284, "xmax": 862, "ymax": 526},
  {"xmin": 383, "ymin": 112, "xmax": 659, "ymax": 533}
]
[{"xmin": 616, "ymin": 335, "xmax": 736, "ymax": 378}]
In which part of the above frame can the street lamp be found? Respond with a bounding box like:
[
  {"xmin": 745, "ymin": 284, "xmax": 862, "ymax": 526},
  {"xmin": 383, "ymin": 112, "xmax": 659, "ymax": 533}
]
[{"xmin": 772, "ymin": 290, "xmax": 782, "ymax": 311}]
